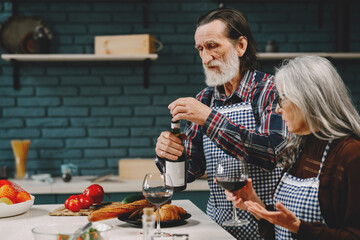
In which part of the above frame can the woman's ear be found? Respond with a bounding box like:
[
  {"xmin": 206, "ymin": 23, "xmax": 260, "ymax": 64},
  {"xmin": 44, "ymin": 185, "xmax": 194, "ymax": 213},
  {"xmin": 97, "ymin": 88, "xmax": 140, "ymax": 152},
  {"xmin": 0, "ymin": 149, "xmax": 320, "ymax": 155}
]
[{"xmin": 236, "ymin": 36, "xmax": 248, "ymax": 57}]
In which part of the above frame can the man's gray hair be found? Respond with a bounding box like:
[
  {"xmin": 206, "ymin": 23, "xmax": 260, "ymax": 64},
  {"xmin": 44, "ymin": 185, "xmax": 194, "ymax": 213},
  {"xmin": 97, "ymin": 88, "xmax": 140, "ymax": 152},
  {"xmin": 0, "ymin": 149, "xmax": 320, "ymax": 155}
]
[{"xmin": 275, "ymin": 55, "xmax": 360, "ymax": 165}]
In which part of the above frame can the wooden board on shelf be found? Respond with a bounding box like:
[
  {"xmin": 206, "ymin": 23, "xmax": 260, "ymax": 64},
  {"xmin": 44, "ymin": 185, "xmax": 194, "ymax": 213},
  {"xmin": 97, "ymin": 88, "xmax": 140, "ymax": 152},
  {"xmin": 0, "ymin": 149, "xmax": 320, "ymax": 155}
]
[{"xmin": 95, "ymin": 34, "xmax": 155, "ymax": 55}]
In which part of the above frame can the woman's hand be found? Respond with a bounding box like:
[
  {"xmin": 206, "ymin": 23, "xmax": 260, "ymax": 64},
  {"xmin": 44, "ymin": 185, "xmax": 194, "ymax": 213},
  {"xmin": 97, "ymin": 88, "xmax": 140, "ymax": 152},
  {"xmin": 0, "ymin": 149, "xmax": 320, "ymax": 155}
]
[
  {"xmin": 245, "ymin": 201, "xmax": 301, "ymax": 233},
  {"xmin": 224, "ymin": 179, "xmax": 264, "ymax": 210}
]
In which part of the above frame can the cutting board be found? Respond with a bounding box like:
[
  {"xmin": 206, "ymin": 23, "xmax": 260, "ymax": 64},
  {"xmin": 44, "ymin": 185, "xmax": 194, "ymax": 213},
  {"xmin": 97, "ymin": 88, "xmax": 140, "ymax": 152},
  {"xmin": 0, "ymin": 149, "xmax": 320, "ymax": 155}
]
[{"xmin": 49, "ymin": 202, "xmax": 117, "ymax": 216}]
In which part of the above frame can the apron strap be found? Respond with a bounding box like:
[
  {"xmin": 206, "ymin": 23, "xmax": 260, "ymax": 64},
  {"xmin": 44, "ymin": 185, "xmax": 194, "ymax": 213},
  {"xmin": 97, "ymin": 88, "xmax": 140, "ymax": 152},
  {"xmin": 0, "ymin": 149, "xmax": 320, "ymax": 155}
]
[
  {"xmin": 287, "ymin": 137, "xmax": 333, "ymax": 177},
  {"xmin": 316, "ymin": 138, "xmax": 333, "ymax": 178}
]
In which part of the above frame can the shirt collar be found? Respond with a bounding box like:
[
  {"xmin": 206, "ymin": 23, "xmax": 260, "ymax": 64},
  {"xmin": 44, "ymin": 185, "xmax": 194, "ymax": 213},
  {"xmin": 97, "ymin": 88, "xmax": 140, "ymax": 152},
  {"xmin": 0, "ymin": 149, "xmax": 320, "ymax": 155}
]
[{"xmin": 213, "ymin": 70, "xmax": 253, "ymax": 101}]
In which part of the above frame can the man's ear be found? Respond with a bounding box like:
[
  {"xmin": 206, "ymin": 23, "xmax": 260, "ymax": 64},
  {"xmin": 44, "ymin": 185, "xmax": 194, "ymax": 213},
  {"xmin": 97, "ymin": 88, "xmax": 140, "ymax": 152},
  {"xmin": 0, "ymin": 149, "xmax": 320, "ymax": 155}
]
[{"xmin": 236, "ymin": 36, "xmax": 248, "ymax": 57}]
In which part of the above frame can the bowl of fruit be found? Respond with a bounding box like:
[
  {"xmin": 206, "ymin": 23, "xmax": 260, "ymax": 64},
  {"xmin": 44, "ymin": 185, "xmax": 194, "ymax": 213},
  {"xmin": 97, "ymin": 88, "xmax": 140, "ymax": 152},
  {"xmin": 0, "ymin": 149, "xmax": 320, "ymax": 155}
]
[{"xmin": 0, "ymin": 179, "xmax": 34, "ymax": 218}]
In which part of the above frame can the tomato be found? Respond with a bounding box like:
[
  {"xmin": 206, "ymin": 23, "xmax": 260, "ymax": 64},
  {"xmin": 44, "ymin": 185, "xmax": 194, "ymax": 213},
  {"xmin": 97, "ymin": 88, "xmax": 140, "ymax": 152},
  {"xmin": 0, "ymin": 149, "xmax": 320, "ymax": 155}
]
[
  {"xmin": 64, "ymin": 195, "xmax": 79, "ymax": 209},
  {"xmin": 78, "ymin": 195, "xmax": 93, "ymax": 209},
  {"xmin": 67, "ymin": 198, "xmax": 81, "ymax": 212},
  {"xmin": 83, "ymin": 184, "xmax": 104, "ymax": 203}
]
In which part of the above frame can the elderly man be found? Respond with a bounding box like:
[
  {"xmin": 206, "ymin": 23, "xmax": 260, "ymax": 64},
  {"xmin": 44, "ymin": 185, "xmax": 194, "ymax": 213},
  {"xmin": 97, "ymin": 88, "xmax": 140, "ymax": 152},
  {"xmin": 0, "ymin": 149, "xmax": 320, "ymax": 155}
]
[{"xmin": 155, "ymin": 8, "xmax": 289, "ymax": 239}]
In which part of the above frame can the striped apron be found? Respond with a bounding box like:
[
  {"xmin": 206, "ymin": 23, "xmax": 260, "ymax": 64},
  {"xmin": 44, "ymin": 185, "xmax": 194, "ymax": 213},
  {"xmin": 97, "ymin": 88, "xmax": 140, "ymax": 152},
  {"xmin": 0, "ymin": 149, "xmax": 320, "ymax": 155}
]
[{"xmin": 273, "ymin": 139, "xmax": 332, "ymax": 239}]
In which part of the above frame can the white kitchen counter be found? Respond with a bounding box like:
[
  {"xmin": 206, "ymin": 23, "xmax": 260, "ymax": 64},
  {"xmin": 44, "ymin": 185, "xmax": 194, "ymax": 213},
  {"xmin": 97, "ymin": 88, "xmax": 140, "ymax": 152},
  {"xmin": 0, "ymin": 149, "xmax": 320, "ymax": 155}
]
[
  {"xmin": 0, "ymin": 200, "xmax": 235, "ymax": 240},
  {"xmin": 10, "ymin": 175, "xmax": 209, "ymax": 194}
]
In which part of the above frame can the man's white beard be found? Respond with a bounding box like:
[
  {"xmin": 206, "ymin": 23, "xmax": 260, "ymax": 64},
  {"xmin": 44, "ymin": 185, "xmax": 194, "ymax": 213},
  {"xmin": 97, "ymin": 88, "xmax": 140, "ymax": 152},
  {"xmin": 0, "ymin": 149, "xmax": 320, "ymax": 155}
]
[{"xmin": 203, "ymin": 48, "xmax": 240, "ymax": 87}]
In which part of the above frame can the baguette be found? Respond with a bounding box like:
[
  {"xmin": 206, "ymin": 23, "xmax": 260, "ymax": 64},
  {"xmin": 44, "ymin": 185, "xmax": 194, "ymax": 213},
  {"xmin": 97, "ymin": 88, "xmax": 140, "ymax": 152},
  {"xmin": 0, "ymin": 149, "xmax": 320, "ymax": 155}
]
[{"xmin": 88, "ymin": 199, "xmax": 153, "ymax": 222}]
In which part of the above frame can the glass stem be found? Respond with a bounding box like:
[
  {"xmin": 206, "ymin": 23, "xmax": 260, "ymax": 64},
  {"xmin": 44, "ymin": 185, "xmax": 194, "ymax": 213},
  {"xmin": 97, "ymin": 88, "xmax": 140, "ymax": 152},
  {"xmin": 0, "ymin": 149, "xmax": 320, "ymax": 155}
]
[
  {"xmin": 232, "ymin": 202, "xmax": 239, "ymax": 222},
  {"xmin": 156, "ymin": 204, "xmax": 161, "ymax": 234}
]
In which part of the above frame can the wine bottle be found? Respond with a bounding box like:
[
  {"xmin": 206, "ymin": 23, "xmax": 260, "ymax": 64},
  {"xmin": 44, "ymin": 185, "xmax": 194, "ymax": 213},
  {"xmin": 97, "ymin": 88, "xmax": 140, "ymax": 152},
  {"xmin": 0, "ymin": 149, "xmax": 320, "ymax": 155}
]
[{"xmin": 165, "ymin": 120, "xmax": 187, "ymax": 192}]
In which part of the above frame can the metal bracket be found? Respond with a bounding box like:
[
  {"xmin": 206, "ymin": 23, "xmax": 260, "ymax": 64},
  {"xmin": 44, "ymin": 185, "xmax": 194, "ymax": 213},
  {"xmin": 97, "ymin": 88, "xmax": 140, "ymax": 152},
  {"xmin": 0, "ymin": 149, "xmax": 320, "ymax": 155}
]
[
  {"xmin": 143, "ymin": 58, "xmax": 151, "ymax": 89},
  {"xmin": 11, "ymin": 59, "xmax": 20, "ymax": 90}
]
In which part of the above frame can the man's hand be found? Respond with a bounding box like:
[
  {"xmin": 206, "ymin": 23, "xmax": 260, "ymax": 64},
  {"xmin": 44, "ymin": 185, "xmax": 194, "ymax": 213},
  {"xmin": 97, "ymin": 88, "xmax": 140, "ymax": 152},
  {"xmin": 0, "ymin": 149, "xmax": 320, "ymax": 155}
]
[
  {"xmin": 245, "ymin": 201, "xmax": 301, "ymax": 233},
  {"xmin": 168, "ymin": 97, "xmax": 212, "ymax": 126},
  {"xmin": 155, "ymin": 131, "xmax": 184, "ymax": 160}
]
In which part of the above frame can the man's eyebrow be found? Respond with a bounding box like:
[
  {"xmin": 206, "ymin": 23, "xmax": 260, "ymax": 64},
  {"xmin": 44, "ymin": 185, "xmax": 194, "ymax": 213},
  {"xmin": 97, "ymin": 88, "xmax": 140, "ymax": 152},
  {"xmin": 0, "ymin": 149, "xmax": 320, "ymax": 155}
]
[{"xmin": 195, "ymin": 40, "xmax": 216, "ymax": 49}]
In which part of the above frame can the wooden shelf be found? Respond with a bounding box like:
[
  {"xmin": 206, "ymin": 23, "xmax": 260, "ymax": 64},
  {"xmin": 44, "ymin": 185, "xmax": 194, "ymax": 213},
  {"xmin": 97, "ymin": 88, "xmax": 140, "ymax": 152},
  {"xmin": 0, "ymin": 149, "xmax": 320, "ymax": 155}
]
[
  {"xmin": 257, "ymin": 52, "xmax": 360, "ymax": 60},
  {"xmin": 3, "ymin": 52, "xmax": 359, "ymax": 62},
  {"xmin": 1, "ymin": 54, "xmax": 158, "ymax": 89},
  {"xmin": 1, "ymin": 54, "xmax": 158, "ymax": 62}
]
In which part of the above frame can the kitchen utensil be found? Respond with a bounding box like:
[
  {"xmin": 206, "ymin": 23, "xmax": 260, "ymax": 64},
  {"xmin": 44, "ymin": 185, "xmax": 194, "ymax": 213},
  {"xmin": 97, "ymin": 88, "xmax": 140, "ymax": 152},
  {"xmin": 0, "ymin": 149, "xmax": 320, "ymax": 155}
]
[
  {"xmin": 69, "ymin": 222, "xmax": 92, "ymax": 240},
  {"xmin": 11, "ymin": 139, "xmax": 31, "ymax": 179},
  {"xmin": 91, "ymin": 173, "xmax": 112, "ymax": 183},
  {"xmin": 33, "ymin": 25, "xmax": 51, "ymax": 53},
  {"xmin": 0, "ymin": 15, "xmax": 52, "ymax": 54}
]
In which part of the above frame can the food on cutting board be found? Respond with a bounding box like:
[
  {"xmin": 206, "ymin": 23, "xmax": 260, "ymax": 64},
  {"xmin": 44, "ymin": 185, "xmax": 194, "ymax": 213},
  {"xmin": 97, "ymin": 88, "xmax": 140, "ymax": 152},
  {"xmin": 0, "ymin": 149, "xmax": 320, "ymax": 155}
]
[
  {"xmin": 155, "ymin": 204, "xmax": 187, "ymax": 221},
  {"xmin": 88, "ymin": 199, "xmax": 153, "ymax": 222},
  {"xmin": 126, "ymin": 203, "xmax": 187, "ymax": 222},
  {"xmin": 88, "ymin": 198, "xmax": 188, "ymax": 222},
  {"xmin": 79, "ymin": 195, "xmax": 94, "ymax": 209},
  {"xmin": 64, "ymin": 184, "xmax": 103, "ymax": 212},
  {"xmin": 83, "ymin": 184, "xmax": 104, "ymax": 203},
  {"xmin": 0, "ymin": 180, "xmax": 32, "ymax": 204}
]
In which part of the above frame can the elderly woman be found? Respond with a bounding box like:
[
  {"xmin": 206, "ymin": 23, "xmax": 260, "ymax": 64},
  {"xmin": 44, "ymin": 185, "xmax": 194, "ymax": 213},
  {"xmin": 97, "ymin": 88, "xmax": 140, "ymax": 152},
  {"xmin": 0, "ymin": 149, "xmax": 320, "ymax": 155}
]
[{"xmin": 225, "ymin": 55, "xmax": 360, "ymax": 239}]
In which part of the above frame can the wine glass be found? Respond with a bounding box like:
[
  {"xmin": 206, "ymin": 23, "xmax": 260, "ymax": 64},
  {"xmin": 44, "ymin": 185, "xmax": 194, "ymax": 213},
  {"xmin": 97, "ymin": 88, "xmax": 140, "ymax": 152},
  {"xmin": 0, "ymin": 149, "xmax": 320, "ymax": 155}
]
[
  {"xmin": 215, "ymin": 157, "xmax": 249, "ymax": 226},
  {"xmin": 142, "ymin": 173, "xmax": 174, "ymax": 237}
]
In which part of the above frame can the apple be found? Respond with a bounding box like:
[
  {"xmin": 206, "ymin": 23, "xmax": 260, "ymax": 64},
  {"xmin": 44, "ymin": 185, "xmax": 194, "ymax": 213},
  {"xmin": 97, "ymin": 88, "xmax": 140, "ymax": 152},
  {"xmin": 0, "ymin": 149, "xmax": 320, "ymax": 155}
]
[{"xmin": 0, "ymin": 197, "xmax": 14, "ymax": 205}]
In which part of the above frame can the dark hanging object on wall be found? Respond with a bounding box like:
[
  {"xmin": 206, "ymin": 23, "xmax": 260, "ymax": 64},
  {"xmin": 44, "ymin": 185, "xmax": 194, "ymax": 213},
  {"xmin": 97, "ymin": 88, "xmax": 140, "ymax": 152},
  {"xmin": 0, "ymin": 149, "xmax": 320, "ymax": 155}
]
[
  {"xmin": 265, "ymin": 40, "xmax": 279, "ymax": 53},
  {"xmin": 33, "ymin": 25, "xmax": 51, "ymax": 53}
]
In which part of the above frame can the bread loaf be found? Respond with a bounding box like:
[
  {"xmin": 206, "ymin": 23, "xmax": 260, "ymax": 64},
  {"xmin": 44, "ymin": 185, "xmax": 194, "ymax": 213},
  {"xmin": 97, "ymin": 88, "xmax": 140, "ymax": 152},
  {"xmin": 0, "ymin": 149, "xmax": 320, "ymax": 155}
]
[
  {"xmin": 156, "ymin": 204, "xmax": 187, "ymax": 221},
  {"xmin": 88, "ymin": 199, "xmax": 153, "ymax": 222}
]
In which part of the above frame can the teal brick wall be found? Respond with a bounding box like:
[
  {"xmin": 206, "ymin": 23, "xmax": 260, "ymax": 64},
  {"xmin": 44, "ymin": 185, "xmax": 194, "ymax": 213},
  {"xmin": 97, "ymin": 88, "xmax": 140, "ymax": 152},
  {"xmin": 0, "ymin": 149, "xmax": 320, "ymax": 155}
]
[{"xmin": 0, "ymin": 1, "xmax": 359, "ymax": 178}]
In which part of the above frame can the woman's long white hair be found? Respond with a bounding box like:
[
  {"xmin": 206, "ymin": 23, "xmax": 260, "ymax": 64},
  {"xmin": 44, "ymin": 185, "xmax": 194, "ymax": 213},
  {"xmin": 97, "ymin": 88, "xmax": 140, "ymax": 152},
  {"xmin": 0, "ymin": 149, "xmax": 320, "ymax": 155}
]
[{"xmin": 275, "ymin": 55, "xmax": 360, "ymax": 165}]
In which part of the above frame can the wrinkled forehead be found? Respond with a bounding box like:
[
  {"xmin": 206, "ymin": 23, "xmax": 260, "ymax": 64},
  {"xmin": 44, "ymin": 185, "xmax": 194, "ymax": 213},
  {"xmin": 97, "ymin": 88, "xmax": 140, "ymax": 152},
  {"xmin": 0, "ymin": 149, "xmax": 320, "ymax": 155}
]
[{"xmin": 194, "ymin": 20, "xmax": 228, "ymax": 46}]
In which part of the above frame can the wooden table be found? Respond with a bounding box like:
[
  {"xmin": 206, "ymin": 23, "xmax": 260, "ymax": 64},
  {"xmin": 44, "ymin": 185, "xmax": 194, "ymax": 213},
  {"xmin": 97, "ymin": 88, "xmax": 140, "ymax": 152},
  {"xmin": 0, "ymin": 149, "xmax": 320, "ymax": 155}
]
[{"xmin": 0, "ymin": 200, "xmax": 235, "ymax": 240}]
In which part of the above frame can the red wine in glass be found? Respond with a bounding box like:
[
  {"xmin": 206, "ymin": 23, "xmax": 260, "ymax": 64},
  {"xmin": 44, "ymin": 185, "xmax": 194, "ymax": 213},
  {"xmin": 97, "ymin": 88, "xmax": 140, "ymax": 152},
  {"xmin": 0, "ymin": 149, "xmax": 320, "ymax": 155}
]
[
  {"xmin": 142, "ymin": 173, "xmax": 174, "ymax": 237},
  {"xmin": 215, "ymin": 157, "xmax": 249, "ymax": 226},
  {"xmin": 217, "ymin": 178, "xmax": 248, "ymax": 192},
  {"xmin": 145, "ymin": 191, "xmax": 172, "ymax": 205}
]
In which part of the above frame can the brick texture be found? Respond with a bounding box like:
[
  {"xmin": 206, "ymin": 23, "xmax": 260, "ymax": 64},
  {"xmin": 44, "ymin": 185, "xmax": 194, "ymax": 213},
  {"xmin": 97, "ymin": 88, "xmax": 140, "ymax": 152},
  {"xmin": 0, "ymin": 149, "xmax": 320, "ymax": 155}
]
[{"xmin": 0, "ymin": 1, "xmax": 359, "ymax": 177}]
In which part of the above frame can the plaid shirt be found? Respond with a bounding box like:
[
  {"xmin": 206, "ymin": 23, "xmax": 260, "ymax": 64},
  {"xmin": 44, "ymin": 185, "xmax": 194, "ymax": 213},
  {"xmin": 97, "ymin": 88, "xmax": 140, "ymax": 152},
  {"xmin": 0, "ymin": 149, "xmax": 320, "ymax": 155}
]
[{"xmin": 156, "ymin": 70, "xmax": 289, "ymax": 182}]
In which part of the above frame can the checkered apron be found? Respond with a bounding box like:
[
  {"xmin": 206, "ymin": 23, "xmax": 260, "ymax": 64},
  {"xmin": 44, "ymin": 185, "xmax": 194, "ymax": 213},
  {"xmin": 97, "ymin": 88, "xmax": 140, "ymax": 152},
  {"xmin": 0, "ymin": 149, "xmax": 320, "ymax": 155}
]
[
  {"xmin": 273, "ymin": 139, "xmax": 332, "ymax": 239},
  {"xmin": 203, "ymin": 101, "xmax": 282, "ymax": 240}
]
